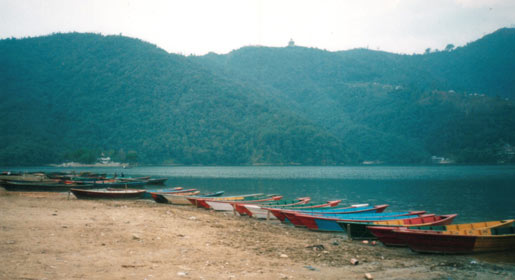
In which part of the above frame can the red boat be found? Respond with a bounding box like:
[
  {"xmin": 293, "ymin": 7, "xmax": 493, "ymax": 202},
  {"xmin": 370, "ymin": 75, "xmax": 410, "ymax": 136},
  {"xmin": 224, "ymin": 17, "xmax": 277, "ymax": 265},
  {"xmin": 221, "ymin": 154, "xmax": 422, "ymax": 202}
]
[
  {"xmin": 369, "ymin": 219, "xmax": 515, "ymax": 247},
  {"xmin": 339, "ymin": 214, "xmax": 457, "ymax": 240},
  {"xmin": 389, "ymin": 225, "xmax": 515, "ymax": 254},
  {"xmin": 293, "ymin": 210, "xmax": 427, "ymax": 231},
  {"xmin": 274, "ymin": 204, "xmax": 390, "ymax": 227},
  {"xmin": 264, "ymin": 200, "xmax": 342, "ymax": 222},
  {"xmin": 233, "ymin": 197, "xmax": 311, "ymax": 217}
]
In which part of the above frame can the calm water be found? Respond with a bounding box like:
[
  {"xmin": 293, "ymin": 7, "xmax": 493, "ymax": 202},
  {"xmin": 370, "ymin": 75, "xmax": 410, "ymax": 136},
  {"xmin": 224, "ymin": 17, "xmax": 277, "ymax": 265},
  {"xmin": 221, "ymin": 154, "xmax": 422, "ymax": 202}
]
[{"xmin": 7, "ymin": 165, "xmax": 515, "ymax": 223}]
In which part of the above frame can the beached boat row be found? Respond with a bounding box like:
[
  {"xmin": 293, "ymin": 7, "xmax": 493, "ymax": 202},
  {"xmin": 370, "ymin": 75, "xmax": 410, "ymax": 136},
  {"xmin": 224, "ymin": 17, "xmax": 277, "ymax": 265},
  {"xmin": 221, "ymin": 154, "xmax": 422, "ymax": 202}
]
[
  {"xmin": 145, "ymin": 190, "xmax": 515, "ymax": 255},
  {"xmin": 0, "ymin": 171, "xmax": 168, "ymax": 192},
  {"xmin": 2, "ymin": 171, "xmax": 514, "ymax": 255}
]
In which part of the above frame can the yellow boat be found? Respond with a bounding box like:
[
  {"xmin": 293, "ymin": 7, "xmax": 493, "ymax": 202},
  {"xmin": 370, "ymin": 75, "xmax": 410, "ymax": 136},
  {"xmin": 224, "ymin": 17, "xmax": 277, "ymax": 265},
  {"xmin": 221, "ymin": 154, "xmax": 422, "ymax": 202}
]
[
  {"xmin": 390, "ymin": 223, "xmax": 515, "ymax": 254},
  {"xmin": 369, "ymin": 219, "xmax": 514, "ymax": 247}
]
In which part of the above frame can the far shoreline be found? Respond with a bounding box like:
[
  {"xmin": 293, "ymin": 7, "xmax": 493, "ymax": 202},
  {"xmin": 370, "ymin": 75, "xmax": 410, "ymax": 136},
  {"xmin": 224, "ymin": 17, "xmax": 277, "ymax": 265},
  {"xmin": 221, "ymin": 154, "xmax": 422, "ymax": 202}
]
[{"xmin": 2, "ymin": 163, "xmax": 515, "ymax": 170}]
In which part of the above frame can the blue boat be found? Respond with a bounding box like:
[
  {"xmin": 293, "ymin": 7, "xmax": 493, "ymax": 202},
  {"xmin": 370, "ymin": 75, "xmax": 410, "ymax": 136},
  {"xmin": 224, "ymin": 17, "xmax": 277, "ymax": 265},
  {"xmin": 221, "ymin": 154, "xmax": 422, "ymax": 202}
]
[
  {"xmin": 286, "ymin": 211, "xmax": 426, "ymax": 232},
  {"xmin": 296, "ymin": 204, "xmax": 388, "ymax": 214}
]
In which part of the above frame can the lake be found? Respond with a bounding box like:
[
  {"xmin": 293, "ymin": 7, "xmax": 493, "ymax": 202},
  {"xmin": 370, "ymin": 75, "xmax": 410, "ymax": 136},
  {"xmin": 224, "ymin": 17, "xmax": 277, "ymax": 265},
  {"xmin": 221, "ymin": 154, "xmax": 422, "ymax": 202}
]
[{"xmin": 6, "ymin": 165, "xmax": 515, "ymax": 223}]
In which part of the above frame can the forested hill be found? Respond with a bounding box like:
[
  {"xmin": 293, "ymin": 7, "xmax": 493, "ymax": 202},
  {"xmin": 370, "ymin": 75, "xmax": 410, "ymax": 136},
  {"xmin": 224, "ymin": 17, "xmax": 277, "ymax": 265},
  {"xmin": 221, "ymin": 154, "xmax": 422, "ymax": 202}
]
[
  {"xmin": 0, "ymin": 33, "xmax": 353, "ymax": 165},
  {"xmin": 198, "ymin": 28, "xmax": 515, "ymax": 99},
  {"xmin": 194, "ymin": 28, "xmax": 515, "ymax": 164},
  {"xmin": 1, "ymin": 29, "xmax": 514, "ymax": 166}
]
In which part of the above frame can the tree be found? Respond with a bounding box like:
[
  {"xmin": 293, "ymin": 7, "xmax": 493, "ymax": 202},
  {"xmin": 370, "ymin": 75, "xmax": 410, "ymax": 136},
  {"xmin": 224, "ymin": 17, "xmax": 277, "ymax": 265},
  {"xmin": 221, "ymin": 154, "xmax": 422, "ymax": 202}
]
[
  {"xmin": 445, "ymin": 44, "xmax": 455, "ymax": 52},
  {"xmin": 126, "ymin": 150, "xmax": 139, "ymax": 163}
]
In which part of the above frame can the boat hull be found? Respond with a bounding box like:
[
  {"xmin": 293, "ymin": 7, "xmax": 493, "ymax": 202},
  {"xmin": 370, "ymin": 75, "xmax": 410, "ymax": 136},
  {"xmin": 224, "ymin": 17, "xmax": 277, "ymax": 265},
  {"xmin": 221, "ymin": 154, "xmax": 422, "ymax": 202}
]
[
  {"xmin": 1, "ymin": 180, "xmax": 95, "ymax": 192},
  {"xmin": 142, "ymin": 188, "xmax": 195, "ymax": 199},
  {"xmin": 189, "ymin": 193, "xmax": 265, "ymax": 209},
  {"xmin": 265, "ymin": 201, "xmax": 343, "ymax": 222},
  {"xmin": 243, "ymin": 204, "xmax": 277, "ymax": 219},
  {"xmin": 369, "ymin": 219, "xmax": 515, "ymax": 247},
  {"xmin": 394, "ymin": 229, "xmax": 515, "ymax": 254},
  {"xmin": 206, "ymin": 196, "xmax": 283, "ymax": 211},
  {"xmin": 71, "ymin": 188, "xmax": 146, "ymax": 199},
  {"xmin": 146, "ymin": 178, "xmax": 167, "ymax": 185},
  {"xmin": 296, "ymin": 211, "xmax": 426, "ymax": 232},
  {"xmin": 93, "ymin": 181, "xmax": 147, "ymax": 188},
  {"xmin": 234, "ymin": 198, "xmax": 311, "ymax": 217},
  {"xmin": 341, "ymin": 214, "xmax": 457, "ymax": 240},
  {"xmin": 154, "ymin": 191, "xmax": 225, "ymax": 205}
]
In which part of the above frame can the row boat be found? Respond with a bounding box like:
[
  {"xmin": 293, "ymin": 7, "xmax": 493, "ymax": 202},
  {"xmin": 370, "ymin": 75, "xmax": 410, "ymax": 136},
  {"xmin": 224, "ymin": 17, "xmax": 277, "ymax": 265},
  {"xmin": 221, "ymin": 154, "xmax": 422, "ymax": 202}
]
[
  {"xmin": 234, "ymin": 197, "xmax": 312, "ymax": 218},
  {"xmin": 339, "ymin": 214, "xmax": 457, "ymax": 240},
  {"xmin": 153, "ymin": 191, "xmax": 225, "ymax": 204},
  {"xmin": 70, "ymin": 188, "xmax": 146, "ymax": 199},
  {"xmin": 266, "ymin": 204, "xmax": 387, "ymax": 224},
  {"xmin": 386, "ymin": 225, "xmax": 515, "ymax": 254},
  {"xmin": 296, "ymin": 204, "xmax": 388, "ymax": 214},
  {"xmin": 188, "ymin": 193, "xmax": 266, "ymax": 209},
  {"xmin": 206, "ymin": 195, "xmax": 283, "ymax": 211},
  {"xmin": 153, "ymin": 191, "xmax": 201, "ymax": 203},
  {"xmin": 264, "ymin": 200, "xmax": 343, "ymax": 210},
  {"xmin": 92, "ymin": 180, "xmax": 147, "ymax": 188},
  {"xmin": 291, "ymin": 211, "xmax": 427, "ymax": 232},
  {"xmin": 264, "ymin": 200, "xmax": 343, "ymax": 221},
  {"xmin": 368, "ymin": 219, "xmax": 515, "ymax": 247},
  {"xmin": 145, "ymin": 178, "xmax": 168, "ymax": 185},
  {"xmin": 141, "ymin": 187, "xmax": 193, "ymax": 199},
  {"xmin": 1, "ymin": 180, "xmax": 95, "ymax": 192}
]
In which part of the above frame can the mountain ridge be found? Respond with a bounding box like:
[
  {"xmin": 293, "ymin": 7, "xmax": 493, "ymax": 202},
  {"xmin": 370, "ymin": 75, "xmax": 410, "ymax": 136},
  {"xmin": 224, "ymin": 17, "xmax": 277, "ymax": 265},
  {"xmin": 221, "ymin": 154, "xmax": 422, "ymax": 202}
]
[{"xmin": 1, "ymin": 28, "xmax": 514, "ymax": 165}]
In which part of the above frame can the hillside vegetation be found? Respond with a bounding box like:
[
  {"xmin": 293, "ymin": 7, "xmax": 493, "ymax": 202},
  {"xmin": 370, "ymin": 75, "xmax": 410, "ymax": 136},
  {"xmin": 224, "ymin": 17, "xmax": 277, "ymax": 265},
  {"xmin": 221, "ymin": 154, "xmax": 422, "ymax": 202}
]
[{"xmin": 1, "ymin": 29, "xmax": 514, "ymax": 165}]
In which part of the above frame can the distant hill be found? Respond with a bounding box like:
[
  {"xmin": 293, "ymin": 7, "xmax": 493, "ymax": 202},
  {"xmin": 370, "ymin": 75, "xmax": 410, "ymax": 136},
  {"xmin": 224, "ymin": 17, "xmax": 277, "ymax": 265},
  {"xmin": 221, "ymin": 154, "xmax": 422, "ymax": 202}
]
[
  {"xmin": 195, "ymin": 28, "xmax": 515, "ymax": 164},
  {"xmin": 199, "ymin": 28, "xmax": 515, "ymax": 99},
  {"xmin": 1, "ymin": 29, "xmax": 514, "ymax": 166},
  {"xmin": 0, "ymin": 33, "xmax": 353, "ymax": 165}
]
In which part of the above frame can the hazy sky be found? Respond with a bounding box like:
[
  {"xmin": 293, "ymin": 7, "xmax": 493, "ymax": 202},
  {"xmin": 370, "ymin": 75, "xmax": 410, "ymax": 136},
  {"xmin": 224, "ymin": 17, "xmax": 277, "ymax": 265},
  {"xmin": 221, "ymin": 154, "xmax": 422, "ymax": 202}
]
[{"xmin": 1, "ymin": 0, "xmax": 514, "ymax": 55}]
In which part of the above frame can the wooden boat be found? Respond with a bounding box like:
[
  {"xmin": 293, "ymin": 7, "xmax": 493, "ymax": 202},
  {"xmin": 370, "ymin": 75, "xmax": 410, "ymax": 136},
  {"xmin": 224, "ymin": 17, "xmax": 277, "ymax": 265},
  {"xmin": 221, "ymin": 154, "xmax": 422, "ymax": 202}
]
[
  {"xmin": 266, "ymin": 203, "xmax": 383, "ymax": 224},
  {"xmin": 156, "ymin": 190, "xmax": 201, "ymax": 202},
  {"xmin": 141, "ymin": 187, "xmax": 192, "ymax": 199},
  {"xmin": 146, "ymin": 178, "xmax": 168, "ymax": 185},
  {"xmin": 264, "ymin": 200, "xmax": 342, "ymax": 221},
  {"xmin": 93, "ymin": 180, "xmax": 147, "ymax": 188},
  {"xmin": 389, "ymin": 225, "xmax": 515, "ymax": 254},
  {"xmin": 292, "ymin": 211, "xmax": 427, "ymax": 232},
  {"xmin": 297, "ymin": 204, "xmax": 388, "ymax": 215},
  {"xmin": 1, "ymin": 180, "xmax": 95, "ymax": 192},
  {"xmin": 234, "ymin": 197, "xmax": 311, "ymax": 218},
  {"xmin": 0, "ymin": 172, "xmax": 48, "ymax": 182},
  {"xmin": 152, "ymin": 191, "xmax": 225, "ymax": 204},
  {"xmin": 338, "ymin": 214, "xmax": 457, "ymax": 240},
  {"xmin": 70, "ymin": 188, "xmax": 146, "ymax": 199},
  {"xmin": 369, "ymin": 219, "xmax": 515, "ymax": 247},
  {"xmin": 188, "ymin": 193, "xmax": 265, "ymax": 209},
  {"xmin": 266, "ymin": 200, "xmax": 343, "ymax": 210},
  {"xmin": 206, "ymin": 195, "xmax": 283, "ymax": 211},
  {"xmin": 118, "ymin": 176, "xmax": 151, "ymax": 182}
]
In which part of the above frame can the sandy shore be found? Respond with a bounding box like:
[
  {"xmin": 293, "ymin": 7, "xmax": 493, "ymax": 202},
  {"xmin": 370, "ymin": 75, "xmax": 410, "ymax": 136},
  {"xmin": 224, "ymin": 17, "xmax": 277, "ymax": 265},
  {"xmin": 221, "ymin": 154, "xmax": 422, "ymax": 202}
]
[{"xmin": 0, "ymin": 189, "xmax": 514, "ymax": 280}]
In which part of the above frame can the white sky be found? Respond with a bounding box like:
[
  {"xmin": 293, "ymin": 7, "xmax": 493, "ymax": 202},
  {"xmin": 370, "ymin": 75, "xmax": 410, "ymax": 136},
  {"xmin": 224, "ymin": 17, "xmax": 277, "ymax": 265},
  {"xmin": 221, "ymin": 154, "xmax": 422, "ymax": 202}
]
[{"xmin": 1, "ymin": 0, "xmax": 514, "ymax": 55}]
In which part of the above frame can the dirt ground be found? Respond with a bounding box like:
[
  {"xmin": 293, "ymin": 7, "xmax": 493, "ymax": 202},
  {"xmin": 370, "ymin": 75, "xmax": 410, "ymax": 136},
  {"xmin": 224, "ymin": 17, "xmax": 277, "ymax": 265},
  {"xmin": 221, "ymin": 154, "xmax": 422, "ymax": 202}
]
[{"xmin": 0, "ymin": 189, "xmax": 514, "ymax": 280}]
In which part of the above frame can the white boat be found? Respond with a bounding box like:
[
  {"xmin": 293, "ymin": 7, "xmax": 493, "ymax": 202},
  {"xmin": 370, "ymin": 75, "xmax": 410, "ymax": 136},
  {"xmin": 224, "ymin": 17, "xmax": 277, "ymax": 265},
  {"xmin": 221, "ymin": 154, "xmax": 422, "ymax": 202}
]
[
  {"xmin": 206, "ymin": 200, "xmax": 235, "ymax": 211},
  {"xmin": 161, "ymin": 192, "xmax": 200, "ymax": 205},
  {"xmin": 244, "ymin": 204, "xmax": 277, "ymax": 219}
]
